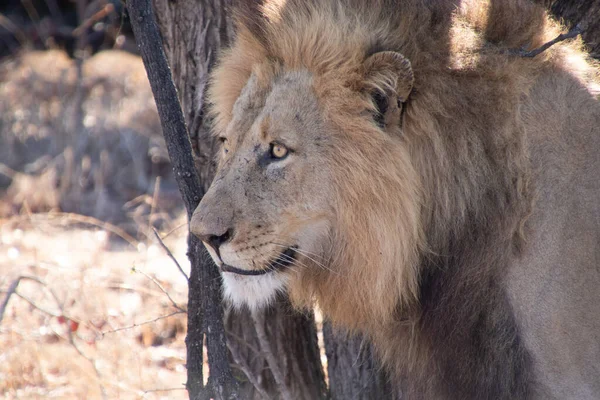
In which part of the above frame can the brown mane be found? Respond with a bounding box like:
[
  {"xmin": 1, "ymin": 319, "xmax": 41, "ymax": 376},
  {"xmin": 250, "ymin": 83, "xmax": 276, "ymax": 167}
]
[{"xmin": 206, "ymin": 0, "xmax": 600, "ymax": 398}]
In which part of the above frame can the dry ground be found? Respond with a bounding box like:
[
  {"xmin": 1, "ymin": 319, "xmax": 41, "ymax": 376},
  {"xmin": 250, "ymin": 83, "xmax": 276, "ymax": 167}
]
[
  {"xmin": 0, "ymin": 213, "xmax": 193, "ymax": 399},
  {"xmin": 0, "ymin": 49, "xmax": 197, "ymax": 399}
]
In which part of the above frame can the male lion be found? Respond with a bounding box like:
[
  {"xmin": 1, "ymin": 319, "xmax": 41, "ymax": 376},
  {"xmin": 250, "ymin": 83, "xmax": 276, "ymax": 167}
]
[{"xmin": 190, "ymin": 0, "xmax": 600, "ymax": 398}]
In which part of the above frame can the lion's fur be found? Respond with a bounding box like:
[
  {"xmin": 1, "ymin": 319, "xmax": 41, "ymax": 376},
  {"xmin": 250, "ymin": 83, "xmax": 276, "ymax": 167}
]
[{"xmin": 195, "ymin": 0, "xmax": 600, "ymax": 398}]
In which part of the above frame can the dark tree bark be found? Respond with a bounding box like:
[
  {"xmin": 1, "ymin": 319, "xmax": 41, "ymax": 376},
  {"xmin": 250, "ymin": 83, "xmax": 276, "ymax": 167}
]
[
  {"xmin": 539, "ymin": 0, "xmax": 600, "ymax": 58},
  {"xmin": 323, "ymin": 322, "xmax": 400, "ymax": 400},
  {"xmin": 150, "ymin": 1, "xmax": 327, "ymax": 399},
  {"xmin": 226, "ymin": 299, "xmax": 326, "ymax": 399}
]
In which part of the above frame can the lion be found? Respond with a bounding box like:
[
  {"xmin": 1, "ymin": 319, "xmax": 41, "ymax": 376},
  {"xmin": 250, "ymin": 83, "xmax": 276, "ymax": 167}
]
[{"xmin": 190, "ymin": 0, "xmax": 600, "ymax": 398}]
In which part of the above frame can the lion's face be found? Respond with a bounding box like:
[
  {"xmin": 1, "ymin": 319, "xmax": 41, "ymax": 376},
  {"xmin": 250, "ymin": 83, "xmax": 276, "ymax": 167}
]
[
  {"xmin": 191, "ymin": 70, "xmax": 334, "ymax": 308},
  {"xmin": 191, "ymin": 49, "xmax": 422, "ymax": 325}
]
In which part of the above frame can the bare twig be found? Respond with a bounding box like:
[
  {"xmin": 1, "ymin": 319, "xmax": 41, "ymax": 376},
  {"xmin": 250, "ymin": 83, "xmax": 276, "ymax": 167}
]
[
  {"xmin": 153, "ymin": 228, "xmax": 189, "ymax": 281},
  {"xmin": 12, "ymin": 289, "xmax": 105, "ymax": 339},
  {"xmin": 251, "ymin": 310, "xmax": 293, "ymax": 400},
  {"xmin": 149, "ymin": 177, "xmax": 161, "ymax": 231},
  {"xmin": 14, "ymin": 292, "xmax": 62, "ymax": 318},
  {"xmin": 132, "ymin": 267, "xmax": 186, "ymax": 312},
  {"xmin": 66, "ymin": 324, "xmax": 108, "ymax": 400},
  {"xmin": 0, "ymin": 163, "xmax": 18, "ymax": 179},
  {"xmin": 141, "ymin": 386, "xmax": 186, "ymax": 399},
  {"xmin": 19, "ymin": 0, "xmax": 40, "ymax": 22},
  {"xmin": 510, "ymin": 24, "xmax": 584, "ymax": 58},
  {"xmin": 2, "ymin": 280, "xmax": 85, "ymax": 332},
  {"xmin": 0, "ymin": 275, "xmax": 63, "ymax": 325},
  {"xmin": 228, "ymin": 341, "xmax": 272, "ymax": 400},
  {"xmin": 42, "ymin": 0, "xmax": 64, "ymax": 24},
  {"xmin": 103, "ymin": 283, "xmax": 166, "ymax": 298},
  {"xmin": 0, "ymin": 14, "xmax": 28, "ymax": 48},
  {"xmin": 72, "ymin": 0, "xmax": 89, "ymax": 170},
  {"xmin": 0, "ymin": 277, "xmax": 23, "ymax": 325},
  {"xmin": 101, "ymin": 310, "xmax": 184, "ymax": 335},
  {"xmin": 72, "ymin": 4, "xmax": 116, "ymax": 36},
  {"xmin": 161, "ymin": 221, "xmax": 188, "ymax": 239},
  {"xmin": 225, "ymin": 330, "xmax": 262, "ymax": 357}
]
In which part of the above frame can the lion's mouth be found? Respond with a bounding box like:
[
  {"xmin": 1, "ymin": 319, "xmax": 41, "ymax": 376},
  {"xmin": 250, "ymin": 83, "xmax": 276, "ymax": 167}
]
[{"xmin": 220, "ymin": 247, "xmax": 298, "ymax": 276}]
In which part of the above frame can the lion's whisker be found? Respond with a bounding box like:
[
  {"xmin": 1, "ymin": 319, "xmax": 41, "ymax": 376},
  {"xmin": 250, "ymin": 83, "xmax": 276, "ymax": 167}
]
[
  {"xmin": 270, "ymin": 235, "xmax": 333, "ymax": 260},
  {"xmin": 270, "ymin": 257, "xmax": 305, "ymax": 272},
  {"xmin": 269, "ymin": 240, "xmax": 329, "ymax": 263},
  {"xmin": 276, "ymin": 252, "xmax": 311, "ymax": 271},
  {"xmin": 274, "ymin": 244, "xmax": 340, "ymax": 275}
]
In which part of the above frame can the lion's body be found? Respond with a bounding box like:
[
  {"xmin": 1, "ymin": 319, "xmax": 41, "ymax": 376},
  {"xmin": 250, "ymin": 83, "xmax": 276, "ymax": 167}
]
[
  {"xmin": 506, "ymin": 68, "xmax": 600, "ymax": 398},
  {"xmin": 191, "ymin": 0, "xmax": 600, "ymax": 398}
]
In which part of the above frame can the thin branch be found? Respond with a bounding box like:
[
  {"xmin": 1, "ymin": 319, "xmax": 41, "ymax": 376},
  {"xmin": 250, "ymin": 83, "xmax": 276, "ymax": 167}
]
[
  {"xmin": 132, "ymin": 267, "xmax": 186, "ymax": 312},
  {"xmin": 0, "ymin": 13, "xmax": 28, "ymax": 47},
  {"xmin": 225, "ymin": 330, "xmax": 262, "ymax": 357},
  {"xmin": 0, "ymin": 275, "xmax": 63, "ymax": 325},
  {"xmin": 103, "ymin": 283, "xmax": 166, "ymax": 298},
  {"xmin": 66, "ymin": 325, "xmax": 108, "ymax": 400},
  {"xmin": 142, "ymin": 387, "xmax": 186, "ymax": 398},
  {"xmin": 160, "ymin": 221, "xmax": 188, "ymax": 240},
  {"xmin": 3, "ymin": 281, "xmax": 87, "ymax": 335},
  {"xmin": 0, "ymin": 277, "xmax": 23, "ymax": 325},
  {"xmin": 13, "ymin": 290, "xmax": 103, "ymax": 336},
  {"xmin": 14, "ymin": 292, "xmax": 62, "ymax": 318},
  {"xmin": 153, "ymin": 228, "xmax": 189, "ymax": 281},
  {"xmin": 0, "ymin": 163, "xmax": 18, "ymax": 179},
  {"xmin": 72, "ymin": 4, "xmax": 115, "ymax": 36},
  {"xmin": 251, "ymin": 310, "xmax": 293, "ymax": 400},
  {"xmin": 149, "ymin": 177, "xmax": 161, "ymax": 229},
  {"xmin": 510, "ymin": 24, "xmax": 584, "ymax": 58},
  {"xmin": 101, "ymin": 310, "xmax": 184, "ymax": 335},
  {"xmin": 228, "ymin": 341, "xmax": 272, "ymax": 400}
]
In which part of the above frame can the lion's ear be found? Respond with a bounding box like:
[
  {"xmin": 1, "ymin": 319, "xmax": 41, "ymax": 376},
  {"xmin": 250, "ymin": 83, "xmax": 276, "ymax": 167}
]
[{"xmin": 363, "ymin": 51, "xmax": 414, "ymax": 129}]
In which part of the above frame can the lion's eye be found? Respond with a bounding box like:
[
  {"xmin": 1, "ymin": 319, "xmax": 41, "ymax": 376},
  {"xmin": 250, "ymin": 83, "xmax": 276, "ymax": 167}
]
[
  {"xmin": 270, "ymin": 143, "xmax": 289, "ymax": 159},
  {"xmin": 219, "ymin": 137, "xmax": 230, "ymax": 155}
]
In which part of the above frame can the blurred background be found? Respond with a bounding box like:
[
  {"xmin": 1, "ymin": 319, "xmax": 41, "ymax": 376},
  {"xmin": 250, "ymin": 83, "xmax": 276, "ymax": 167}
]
[{"xmin": 0, "ymin": 1, "xmax": 190, "ymax": 398}]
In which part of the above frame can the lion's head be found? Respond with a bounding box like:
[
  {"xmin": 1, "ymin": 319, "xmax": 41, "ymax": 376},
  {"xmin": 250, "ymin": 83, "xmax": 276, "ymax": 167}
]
[
  {"xmin": 190, "ymin": 0, "xmax": 545, "ymax": 329},
  {"xmin": 190, "ymin": 1, "xmax": 424, "ymax": 327}
]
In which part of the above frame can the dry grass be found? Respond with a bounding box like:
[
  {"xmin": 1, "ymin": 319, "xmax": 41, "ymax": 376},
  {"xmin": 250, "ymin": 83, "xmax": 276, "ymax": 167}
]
[
  {"xmin": 0, "ymin": 213, "xmax": 192, "ymax": 399},
  {"xmin": 0, "ymin": 49, "xmax": 197, "ymax": 399}
]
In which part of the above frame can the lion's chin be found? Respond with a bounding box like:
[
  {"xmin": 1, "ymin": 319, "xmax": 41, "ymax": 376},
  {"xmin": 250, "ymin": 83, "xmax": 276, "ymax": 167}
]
[{"xmin": 222, "ymin": 272, "xmax": 289, "ymax": 310}]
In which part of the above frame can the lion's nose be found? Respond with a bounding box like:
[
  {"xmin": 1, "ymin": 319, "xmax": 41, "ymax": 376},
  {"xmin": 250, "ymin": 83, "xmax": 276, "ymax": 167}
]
[
  {"xmin": 203, "ymin": 229, "xmax": 233, "ymax": 253},
  {"xmin": 190, "ymin": 211, "xmax": 233, "ymax": 254},
  {"xmin": 190, "ymin": 180, "xmax": 236, "ymax": 255}
]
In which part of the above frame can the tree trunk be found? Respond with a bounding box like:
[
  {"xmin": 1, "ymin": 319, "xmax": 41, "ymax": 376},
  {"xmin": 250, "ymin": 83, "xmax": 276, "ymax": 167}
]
[
  {"xmin": 226, "ymin": 298, "xmax": 326, "ymax": 399},
  {"xmin": 151, "ymin": 1, "xmax": 327, "ymax": 399},
  {"xmin": 128, "ymin": 0, "xmax": 236, "ymax": 398},
  {"xmin": 323, "ymin": 322, "xmax": 400, "ymax": 400}
]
